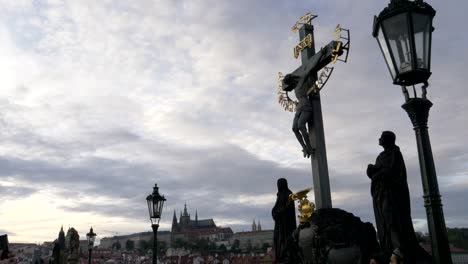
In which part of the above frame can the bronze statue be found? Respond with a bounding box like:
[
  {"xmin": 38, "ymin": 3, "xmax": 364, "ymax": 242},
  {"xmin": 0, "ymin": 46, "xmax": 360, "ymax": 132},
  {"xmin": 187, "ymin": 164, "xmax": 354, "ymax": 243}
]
[
  {"xmin": 66, "ymin": 228, "xmax": 80, "ymax": 264},
  {"xmin": 281, "ymin": 40, "xmax": 344, "ymax": 158},
  {"xmin": 367, "ymin": 131, "xmax": 427, "ymax": 260},
  {"xmin": 272, "ymin": 178, "xmax": 297, "ymax": 263},
  {"xmin": 282, "ymin": 50, "xmax": 325, "ymax": 158}
]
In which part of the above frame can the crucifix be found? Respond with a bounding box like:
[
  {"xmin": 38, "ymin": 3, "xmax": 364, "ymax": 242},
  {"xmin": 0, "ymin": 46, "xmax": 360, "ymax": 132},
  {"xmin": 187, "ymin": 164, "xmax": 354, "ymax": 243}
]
[{"xmin": 277, "ymin": 12, "xmax": 350, "ymax": 209}]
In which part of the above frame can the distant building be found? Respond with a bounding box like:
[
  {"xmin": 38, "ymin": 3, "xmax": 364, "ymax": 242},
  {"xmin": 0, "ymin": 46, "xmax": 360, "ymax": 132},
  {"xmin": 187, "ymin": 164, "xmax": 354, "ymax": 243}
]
[
  {"xmin": 251, "ymin": 219, "xmax": 262, "ymax": 232},
  {"xmin": 229, "ymin": 230, "xmax": 273, "ymax": 250},
  {"xmin": 171, "ymin": 204, "xmax": 233, "ymax": 245},
  {"xmin": 99, "ymin": 231, "xmax": 171, "ymax": 249}
]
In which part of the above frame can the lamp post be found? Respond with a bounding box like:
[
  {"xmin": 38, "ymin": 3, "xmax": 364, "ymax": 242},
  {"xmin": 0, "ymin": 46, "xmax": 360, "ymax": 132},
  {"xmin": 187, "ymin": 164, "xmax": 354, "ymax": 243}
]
[
  {"xmin": 373, "ymin": 0, "xmax": 452, "ymax": 263},
  {"xmin": 86, "ymin": 227, "xmax": 97, "ymax": 264},
  {"xmin": 146, "ymin": 183, "xmax": 166, "ymax": 264}
]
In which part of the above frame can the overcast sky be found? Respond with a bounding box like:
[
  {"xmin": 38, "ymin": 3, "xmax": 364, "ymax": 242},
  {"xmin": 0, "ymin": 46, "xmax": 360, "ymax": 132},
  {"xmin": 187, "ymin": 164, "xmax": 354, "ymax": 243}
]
[{"xmin": 0, "ymin": 0, "xmax": 467, "ymax": 243}]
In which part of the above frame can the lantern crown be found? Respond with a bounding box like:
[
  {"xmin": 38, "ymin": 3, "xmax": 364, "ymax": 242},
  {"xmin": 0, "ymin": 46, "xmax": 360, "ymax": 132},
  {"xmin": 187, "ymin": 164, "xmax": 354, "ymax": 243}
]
[{"xmin": 373, "ymin": 0, "xmax": 435, "ymax": 37}]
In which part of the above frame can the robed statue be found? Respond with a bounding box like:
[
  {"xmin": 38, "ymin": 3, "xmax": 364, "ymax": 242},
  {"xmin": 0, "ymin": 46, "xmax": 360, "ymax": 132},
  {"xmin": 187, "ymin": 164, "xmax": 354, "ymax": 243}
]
[
  {"xmin": 272, "ymin": 178, "xmax": 297, "ymax": 263},
  {"xmin": 367, "ymin": 131, "xmax": 429, "ymax": 261}
]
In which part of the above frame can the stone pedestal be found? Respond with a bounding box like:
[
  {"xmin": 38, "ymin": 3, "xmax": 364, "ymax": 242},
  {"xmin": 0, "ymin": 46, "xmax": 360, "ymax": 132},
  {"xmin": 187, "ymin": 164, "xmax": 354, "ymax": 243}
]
[{"xmin": 288, "ymin": 208, "xmax": 380, "ymax": 264}]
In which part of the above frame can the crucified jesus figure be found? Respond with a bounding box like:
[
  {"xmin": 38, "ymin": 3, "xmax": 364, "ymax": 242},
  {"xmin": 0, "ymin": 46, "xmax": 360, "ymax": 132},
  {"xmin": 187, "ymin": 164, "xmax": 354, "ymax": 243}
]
[{"xmin": 282, "ymin": 43, "xmax": 336, "ymax": 158}]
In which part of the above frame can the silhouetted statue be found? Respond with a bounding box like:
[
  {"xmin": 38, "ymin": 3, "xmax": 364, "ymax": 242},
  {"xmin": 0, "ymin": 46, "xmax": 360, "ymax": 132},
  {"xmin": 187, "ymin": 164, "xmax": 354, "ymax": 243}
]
[
  {"xmin": 66, "ymin": 228, "xmax": 80, "ymax": 264},
  {"xmin": 282, "ymin": 46, "xmax": 329, "ymax": 158},
  {"xmin": 367, "ymin": 131, "xmax": 428, "ymax": 261},
  {"xmin": 51, "ymin": 241, "xmax": 61, "ymax": 264},
  {"xmin": 272, "ymin": 178, "xmax": 297, "ymax": 263}
]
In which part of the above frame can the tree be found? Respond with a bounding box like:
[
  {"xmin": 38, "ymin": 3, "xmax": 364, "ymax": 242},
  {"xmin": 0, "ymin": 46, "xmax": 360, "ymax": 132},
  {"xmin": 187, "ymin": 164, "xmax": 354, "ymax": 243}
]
[
  {"xmin": 174, "ymin": 238, "xmax": 187, "ymax": 249},
  {"xmin": 246, "ymin": 239, "xmax": 253, "ymax": 252},
  {"xmin": 112, "ymin": 241, "xmax": 121, "ymax": 250},
  {"xmin": 262, "ymin": 242, "xmax": 270, "ymax": 252},
  {"xmin": 231, "ymin": 239, "xmax": 241, "ymax": 253},
  {"xmin": 219, "ymin": 244, "xmax": 227, "ymax": 252},
  {"xmin": 192, "ymin": 238, "xmax": 209, "ymax": 252},
  {"xmin": 447, "ymin": 228, "xmax": 468, "ymax": 250},
  {"xmin": 125, "ymin": 240, "xmax": 135, "ymax": 251},
  {"xmin": 138, "ymin": 240, "xmax": 150, "ymax": 252},
  {"xmin": 158, "ymin": 241, "xmax": 167, "ymax": 255}
]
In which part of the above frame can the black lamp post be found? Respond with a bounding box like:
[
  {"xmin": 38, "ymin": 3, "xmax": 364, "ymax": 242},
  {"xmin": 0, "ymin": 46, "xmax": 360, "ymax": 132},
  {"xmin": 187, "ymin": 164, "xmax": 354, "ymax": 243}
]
[
  {"xmin": 373, "ymin": 0, "xmax": 452, "ymax": 263},
  {"xmin": 86, "ymin": 227, "xmax": 97, "ymax": 264},
  {"xmin": 146, "ymin": 183, "xmax": 166, "ymax": 264}
]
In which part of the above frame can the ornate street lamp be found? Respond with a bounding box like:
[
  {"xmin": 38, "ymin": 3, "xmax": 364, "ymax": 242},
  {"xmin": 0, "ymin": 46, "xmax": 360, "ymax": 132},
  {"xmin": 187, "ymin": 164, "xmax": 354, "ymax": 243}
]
[
  {"xmin": 146, "ymin": 183, "xmax": 166, "ymax": 264},
  {"xmin": 373, "ymin": 0, "xmax": 435, "ymax": 87},
  {"xmin": 373, "ymin": 1, "xmax": 452, "ymax": 263},
  {"xmin": 86, "ymin": 227, "xmax": 97, "ymax": 264}
]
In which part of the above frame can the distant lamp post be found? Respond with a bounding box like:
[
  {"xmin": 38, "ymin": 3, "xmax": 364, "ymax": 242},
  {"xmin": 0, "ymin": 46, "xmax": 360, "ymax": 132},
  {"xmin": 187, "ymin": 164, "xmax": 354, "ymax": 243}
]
[
  {"xmin": 373, "ymin": 0, "xmax": 452, "ymax": 263},
  {"xmin": 146, "ymin": 183, "xmax": 166, "ymax": 264},
  {"xmin": 86, "ymin": 227, "xmax": 97, "ymax": 264}
]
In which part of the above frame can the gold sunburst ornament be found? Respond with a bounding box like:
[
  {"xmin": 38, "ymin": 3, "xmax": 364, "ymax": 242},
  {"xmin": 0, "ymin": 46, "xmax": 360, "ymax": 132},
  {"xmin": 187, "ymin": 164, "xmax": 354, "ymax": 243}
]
[
  {"xmin": 277, "ymin": 72, "xmax": 298, "ymax": 112},
  {"xmin": 289, "ymin": 187, "xmax": 315, "ymax": 223}
]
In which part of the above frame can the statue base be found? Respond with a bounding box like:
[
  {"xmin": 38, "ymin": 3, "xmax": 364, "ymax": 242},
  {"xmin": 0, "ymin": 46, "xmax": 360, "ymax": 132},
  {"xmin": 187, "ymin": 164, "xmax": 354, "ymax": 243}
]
[{"xmin": 286, "ymin": 208, "xmax": 380, "ymax": 264}]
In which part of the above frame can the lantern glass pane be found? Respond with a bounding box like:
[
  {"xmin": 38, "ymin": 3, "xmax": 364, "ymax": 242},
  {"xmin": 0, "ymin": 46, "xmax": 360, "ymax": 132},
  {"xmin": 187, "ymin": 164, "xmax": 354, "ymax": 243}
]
[
  {"xmin": 383, "ymin": 13, "xmax": 413, "ymax": 75},
  {"xmin": 412, "ymin": 12, "xmax": 431, "ymax": 70},
  {"xmin": 377, "ymin": 27, "xmax": 396, "ymax": 79},
  {"xmin": 153, "ymin": 202, "xmax": 160, "ymax": 218},
  {"xmin": 147, "ymin": 199, "xmax": 153, "ymax": 218},
  {"xmin": 160, "ymin": 199, "xmax": 165, "ymax": 216}
]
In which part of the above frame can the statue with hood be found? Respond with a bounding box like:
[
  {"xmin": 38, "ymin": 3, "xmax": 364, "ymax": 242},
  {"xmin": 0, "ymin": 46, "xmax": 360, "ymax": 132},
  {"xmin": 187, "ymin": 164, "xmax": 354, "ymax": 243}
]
[{"xmin": 272, "ymin": 178, "xmax": 297, "ymax": 263}]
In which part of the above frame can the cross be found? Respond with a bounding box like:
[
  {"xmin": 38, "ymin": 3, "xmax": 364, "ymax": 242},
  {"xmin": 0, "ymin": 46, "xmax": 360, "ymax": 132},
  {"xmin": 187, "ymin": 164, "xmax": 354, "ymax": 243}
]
[{"xmin": 280, "ymin": 15, "xmax": 349, "ymax": 209}]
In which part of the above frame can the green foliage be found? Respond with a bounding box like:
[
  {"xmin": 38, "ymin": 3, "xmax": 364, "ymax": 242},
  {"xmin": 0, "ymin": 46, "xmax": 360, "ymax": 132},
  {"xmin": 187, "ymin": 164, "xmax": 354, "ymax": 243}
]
[
  {"xmin": 112, "ymin": 241, "xmax": 121, "ymax": 250},
  {"xmin": 415, "ymin": 228, "xmax": 468, "ymax": 250},
  {"xmin": 125, "ymin": 240, "xmax": 135, "ymax": 250},
  {"xmin": 261, "ymin": 242, "xmax": 270, "ymax": 252},
  {"xmin": 218, "ymin": 244, "xmax": 227, "ymax": 252},
  {"xmin": 174, "ymin": 238, "xmax": 188, "ymax": 249},
  {"xmin": 138, "ymin": 240, "xmax": 150, "ymax": 251},
  {"xmin": 191, "ymin": 238, "xmax": 209, "ymax": 252},
  {"xmin": 447, "ymin": 228, "xmax": 468, "ymax": 250},
  {"xmin": 231, "ymin": 239, "xmax": 241, "ymax": 253},
  {"xmin": 158, "ymin": 241, "xmax": 167, "ymax": 254},
  {"xmin": 246, "ymin": 239, "xmax": 253, "ymax": 252}
]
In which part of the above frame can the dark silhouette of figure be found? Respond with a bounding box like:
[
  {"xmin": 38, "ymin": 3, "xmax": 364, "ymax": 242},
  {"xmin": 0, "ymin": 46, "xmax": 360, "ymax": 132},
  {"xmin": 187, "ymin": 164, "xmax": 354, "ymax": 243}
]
[
  {"xmin": 282, "ymin": 45, "xmax": 329, "ymax": 158},
  {"xmin": 367, "ymin": 131, "xmax": 425, "ymax": 260},
  {"xmin": 272, "ymin": 178, "xmax": 297, "ymax": 263}
]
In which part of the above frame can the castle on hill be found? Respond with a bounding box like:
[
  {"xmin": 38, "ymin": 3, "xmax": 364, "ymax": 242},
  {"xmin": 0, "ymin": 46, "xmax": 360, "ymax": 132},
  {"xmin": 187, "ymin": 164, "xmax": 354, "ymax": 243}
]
[
  {"xmin": 171, "ymin": 204, "xmax": 233, "ymax": 243},
  {"xmin": 100, "ymin": 203, "xmax": 273, "ymax": 250}
]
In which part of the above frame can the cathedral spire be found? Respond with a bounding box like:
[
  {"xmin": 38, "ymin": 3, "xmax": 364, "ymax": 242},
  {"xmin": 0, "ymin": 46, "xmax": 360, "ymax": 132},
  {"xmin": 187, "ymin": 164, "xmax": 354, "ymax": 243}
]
[
  {"xmin": 252, "ymin": 219, "xmax": 257, "ymax": 231},
  {"xmin": 58, "ymin": 225, "xmax": 66, "ymax": 250},
  {"xmin": 257, "ymin": 221, "xmax": 262, "ymax": 231},
  {"xmin": 183, "ymin": 203, "xmax": 189, "ymax": 216},
  {"xmin": 172, "ymin": 210, "xmax": 178, "ymax": 231},
  {"xmin": 172, "ymin": 210, "xmax": 177, "ymax": 223},
  {"xmin": 195, "ymin": 209, "xmax": 198, "ymax": 222}
]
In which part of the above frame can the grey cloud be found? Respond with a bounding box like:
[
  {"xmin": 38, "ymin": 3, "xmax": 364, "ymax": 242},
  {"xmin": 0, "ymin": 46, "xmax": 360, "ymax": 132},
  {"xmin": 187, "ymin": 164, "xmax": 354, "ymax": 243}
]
[
  {"xmin": 0, "ymin": 184, "xmax": 36, "ymax": 201},
  {"xmin": 0, "ymin": 229, "xmax": 16, "ymax": 236},
  {"xmin": 0, "ymin": 0, "xmax": 467, "ymax": 239}
]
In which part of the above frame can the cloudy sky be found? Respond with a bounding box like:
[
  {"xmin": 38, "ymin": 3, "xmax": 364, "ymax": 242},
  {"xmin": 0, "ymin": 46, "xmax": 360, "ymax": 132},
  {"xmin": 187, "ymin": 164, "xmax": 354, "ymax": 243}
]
[{"xmin": 0, "ymin": 0, "xmax": 467, "ymax": 243}]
